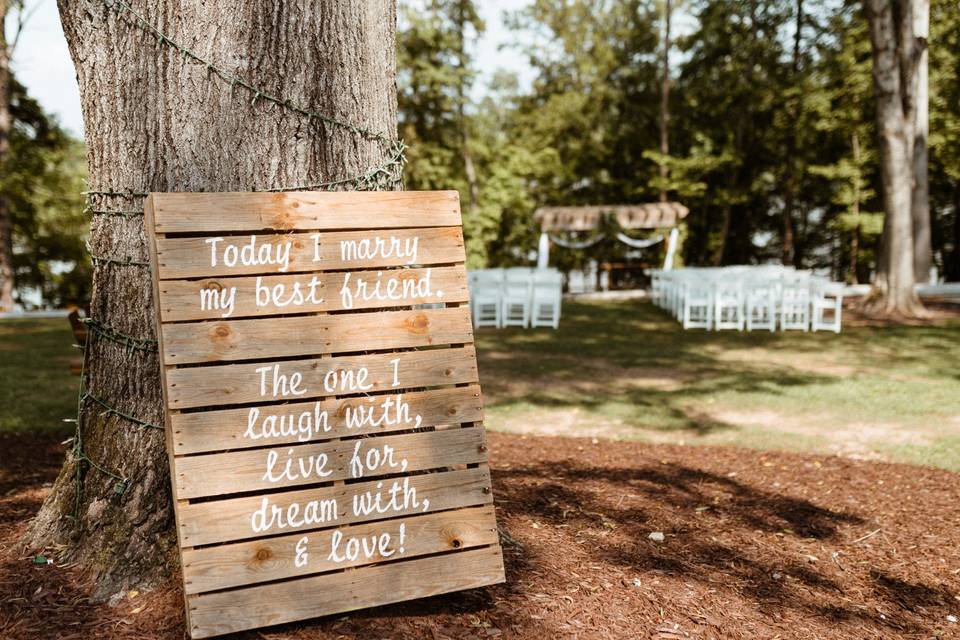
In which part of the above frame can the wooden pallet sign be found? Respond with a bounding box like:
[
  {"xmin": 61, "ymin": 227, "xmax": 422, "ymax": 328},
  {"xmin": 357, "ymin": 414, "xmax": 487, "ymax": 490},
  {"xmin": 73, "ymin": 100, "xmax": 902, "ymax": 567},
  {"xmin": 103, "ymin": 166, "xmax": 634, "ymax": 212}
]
[{"xmin": 144, "ymin": 191, "xmax": 505, "ymax": 639}]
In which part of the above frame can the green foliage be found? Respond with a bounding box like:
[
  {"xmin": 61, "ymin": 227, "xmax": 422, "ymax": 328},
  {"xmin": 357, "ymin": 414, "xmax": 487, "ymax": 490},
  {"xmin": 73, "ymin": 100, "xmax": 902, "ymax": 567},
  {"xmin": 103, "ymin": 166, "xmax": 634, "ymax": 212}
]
[
  {"xmin": 395, "ymin": 0, "xmax": 960, "ymax": 279},
  {"xmin": 643, "ymin": 134, "xmax": 736, "ymax": 200},
  {"xmin": 2, "ymin": 78, "xmax": 89, "ymax": 308},
  {"xmin": 399, "ymin": 1, "xmax": 558, "ymax": 268}
]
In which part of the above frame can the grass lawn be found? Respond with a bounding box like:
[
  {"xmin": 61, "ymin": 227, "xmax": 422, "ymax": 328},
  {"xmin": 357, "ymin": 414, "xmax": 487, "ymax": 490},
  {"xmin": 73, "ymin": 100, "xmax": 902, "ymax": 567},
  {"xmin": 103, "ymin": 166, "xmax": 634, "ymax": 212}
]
[
  {"xmin": 476, "ymin": 299, "xmax": 960, "ymax": 471},
  {"xmin": 3, "ymin": 302, "xmax": 959, "ymax": 471},
  {"xmin": 0, "ymin": 318, "xmax": 78, "ymax": 434}
]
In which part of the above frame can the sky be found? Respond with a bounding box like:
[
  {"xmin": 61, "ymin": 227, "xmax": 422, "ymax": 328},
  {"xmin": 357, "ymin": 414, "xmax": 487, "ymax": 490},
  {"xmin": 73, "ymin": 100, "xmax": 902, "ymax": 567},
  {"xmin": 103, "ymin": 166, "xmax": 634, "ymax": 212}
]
[{"xmin": 8, "ymin": 0, "xmax": 534, "ymax": 138}]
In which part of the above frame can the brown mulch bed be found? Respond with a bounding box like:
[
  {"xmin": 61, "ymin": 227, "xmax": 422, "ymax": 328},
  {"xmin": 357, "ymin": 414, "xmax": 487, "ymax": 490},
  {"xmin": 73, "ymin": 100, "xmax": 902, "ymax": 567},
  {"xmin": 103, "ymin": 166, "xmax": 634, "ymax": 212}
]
[{"xmin": 1, "ymin": 431, "xmax": 958, "ymax": 640}]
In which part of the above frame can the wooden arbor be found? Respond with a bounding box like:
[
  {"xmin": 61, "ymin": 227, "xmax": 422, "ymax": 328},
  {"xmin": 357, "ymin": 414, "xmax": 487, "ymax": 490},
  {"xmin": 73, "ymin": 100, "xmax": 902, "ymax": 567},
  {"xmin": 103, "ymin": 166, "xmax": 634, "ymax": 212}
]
[{"xmin": 533, "ymin": 202, "xmax": 689, "ymax": 287}]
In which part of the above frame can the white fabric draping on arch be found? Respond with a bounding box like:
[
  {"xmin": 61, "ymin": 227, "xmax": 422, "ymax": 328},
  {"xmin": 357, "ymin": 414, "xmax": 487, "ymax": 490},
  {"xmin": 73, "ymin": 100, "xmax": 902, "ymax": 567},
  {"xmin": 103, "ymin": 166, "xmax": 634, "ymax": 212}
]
[
  {"xmin": 615, "ymin": 232, "xmax": 664, "ymax": 249},
  {"xmin": 548, "ymin": 233, "xmax": 604, "ymax": 249}
]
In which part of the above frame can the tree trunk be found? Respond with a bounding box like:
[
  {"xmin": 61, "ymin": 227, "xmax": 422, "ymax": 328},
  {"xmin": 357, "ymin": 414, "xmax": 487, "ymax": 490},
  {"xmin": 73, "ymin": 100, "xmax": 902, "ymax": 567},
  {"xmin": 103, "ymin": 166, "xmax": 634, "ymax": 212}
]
[
  {"xmin": 849, "ymin": 132, "xmax": 862, "ymax": 285},
  {"xmin": 911, "ymin": 0, "xmax": 931, "ymax": 282},
  {"xmin": 658, "ymin": 0, "xmax": 671, "ymax": 203},
  {"xmin": 780, "ymin": 0, "xmax": 803, "ymax": 266},
  {"xmin": 0, "ymin": 2, "xmax": 14, "ymax": 312},
  {"xmin": 862, "ymin": 0, "xmax": 924, "ymax": 317},
  {"xmin": 713, "ymin": 202, "xmax": 731, "ymax": 266},
  {"xmin": 23, "ymin": 0, "xmax": 399, "ymax": 599},
  {"xmin": 455, "ymin": 2, "xmax": 479, "ymax": 211},
  {"xmin": 952, "ymin": 182, "xmax": 960, "ymax": 281}
]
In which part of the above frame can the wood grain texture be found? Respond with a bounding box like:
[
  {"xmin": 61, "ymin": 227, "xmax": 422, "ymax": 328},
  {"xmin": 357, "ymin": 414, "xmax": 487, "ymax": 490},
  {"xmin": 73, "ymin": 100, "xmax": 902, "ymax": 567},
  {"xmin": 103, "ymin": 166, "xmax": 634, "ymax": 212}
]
[
  {"xmin": 155, "ymin": 227, "xmax": 465, "ymax": 279},
  {"xmin": 178, "ymin": 466, "xmax": 493, "ymax": 547},
  {"xmin": 175, "ymin": 427, "xmax": 487, "ymax": 499},
  {"xmin": 166, "ymin": 345, "xmax": 479, "ymax": 410},
  {"xmin": 143, "ymin": 185, "xmax": 502, "ymax": 636},
  {"xmin": 187, "ymin": 545, "xmax": 506, "ymax": 638},
  {"xmin": 162, "ymin": 306, "xmax": 473, "ymax": 364},
  {"xmin": 181, "ymin": 505, "xmax": 498, "ymax": 594},
  {"xmin": 151, "ymin": 191, "xmax": 461, "ymax": 233},
  {"xmin": 171, "ymin": 384, "xmax": 483, "ymax": 455},
  {"xmin": 158, "ymin": 265, "xmax": 468, "ymax": 321}
]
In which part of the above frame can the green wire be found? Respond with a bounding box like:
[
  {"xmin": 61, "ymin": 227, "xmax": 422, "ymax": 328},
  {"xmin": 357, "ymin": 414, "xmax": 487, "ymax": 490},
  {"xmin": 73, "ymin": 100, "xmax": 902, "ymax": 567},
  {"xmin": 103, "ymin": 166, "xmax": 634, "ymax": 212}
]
[{"xmin": 70, "ymin": 0, "xmax": 408, "ymax": 511}]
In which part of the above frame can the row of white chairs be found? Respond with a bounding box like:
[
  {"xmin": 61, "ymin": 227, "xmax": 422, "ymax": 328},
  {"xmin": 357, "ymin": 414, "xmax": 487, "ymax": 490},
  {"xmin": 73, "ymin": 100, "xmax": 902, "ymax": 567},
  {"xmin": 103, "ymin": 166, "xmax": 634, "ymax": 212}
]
[
  {"xmin": 468, "ymin": 268, "xmax": 563, "ymax": 329},
  {"xmin": 650, "ymin": 266, "xmax": 845, "ymax": 333}
]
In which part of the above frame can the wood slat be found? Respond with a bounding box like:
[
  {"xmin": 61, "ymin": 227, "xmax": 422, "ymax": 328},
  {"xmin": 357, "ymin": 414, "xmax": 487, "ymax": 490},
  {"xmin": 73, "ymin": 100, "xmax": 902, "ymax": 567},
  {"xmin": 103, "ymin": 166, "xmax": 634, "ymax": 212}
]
[
  {"xmin": 176, "ymin": 428, "xmax": 487, "ymax": 499},
  {"xmin": 178, "ymin": 466, "xmax": 493, "ymax": 547},
  {"xmin": 186, "ymin": 545, "xmax": 506, "ymax": 638},
  {"xmin": 181, "ymin": 505, "xmax": 498, "ymax": 595},
  {"xmin": 172, "ymin": 384, "xmax": 483, "ymax": 455},
  {"xmin": 155, "ymin": 227, "xmax": 465, "ymax": 279},
  {"xmin": 166, "ymin": 345, "xmax": 478, "ymax": 410},
  {"xmin": 162, "ymin": 306, "xmax": 473, "ymax": 365},
  {"xmin": 158, "ymin": 265, "xmax": 467, "ymax": 321},
  {"xmin": 146, "ymin": 191, "xmax": 503, "ymax": 638},
  {"xmin": 151, "ymin": 191, "xmax": 461, "ymax": 233}
]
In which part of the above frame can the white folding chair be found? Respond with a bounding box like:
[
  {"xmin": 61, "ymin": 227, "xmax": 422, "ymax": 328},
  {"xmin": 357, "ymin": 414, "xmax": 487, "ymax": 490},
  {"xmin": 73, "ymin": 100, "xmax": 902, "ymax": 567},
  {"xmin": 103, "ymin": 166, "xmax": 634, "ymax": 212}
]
[
  {"xmin": 674, "ymin": 278, "xmax": 687, "ymax": 320},
  {"xmin": 567, "ymin": 269, "xmax": 585, "ymax": 294},
  {"xmin": 811, "ymin": 281, "xmax": 843, "ymax": 333},
  {"xmin": 470, "ymin": 271, "xmax": 503, "ymax": 328},
  {"xmin": 714, "ymin": 281, "xmax": 745, "ymax": 331},
  {"xmin": 745, "ymin": 279, "xmax": 777, "ymax": 332},
  {"xmin": 530, "ymin": 270, "xmax": 563, "ymax": 329},
  {"xmin": 780, "ymin": 276, "xmax": 810, "ymax": 331},
  {"xmin": 649, "ymin": 270, "xmax": 663, "ymax": 306},
  {"xmin": 682, "ymin": 281, "xmax": 713, "ymax": 330},
  {"xmin": 501, "ymin": 269, "xmax": 532, "ymax": 327}
]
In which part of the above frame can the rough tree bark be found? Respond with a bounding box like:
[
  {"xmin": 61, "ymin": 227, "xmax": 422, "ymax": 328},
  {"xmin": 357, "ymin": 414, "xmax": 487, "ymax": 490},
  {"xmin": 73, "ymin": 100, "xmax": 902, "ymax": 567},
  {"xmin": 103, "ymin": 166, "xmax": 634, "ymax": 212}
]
[
  {"xmin": 23, "ymin": 0, "xmax": 399, "ymax": 599},
  {"xmin": 0, "ymin": 1, "xmax": 14, "ymax": 312},
  {"xmin": 862, "ymin": 0, "xmax": 925, "ymax": 317},
  {"xmin": 910, "ymin": 0, "xmax": 931, "ymax": 282}
]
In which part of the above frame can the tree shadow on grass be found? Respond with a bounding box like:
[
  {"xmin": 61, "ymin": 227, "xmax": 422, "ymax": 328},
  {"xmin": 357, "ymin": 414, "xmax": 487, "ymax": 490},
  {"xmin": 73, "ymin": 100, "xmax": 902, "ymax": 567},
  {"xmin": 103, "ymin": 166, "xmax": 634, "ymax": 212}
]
[
  {"xmin": 477, "ymin": 299, "xmax": 960, "ymax": 376},
  {"xmin": 481, "ymin": 356, "xmax": 839, "ymax": 438},
  {"xmin": 477, "ymin": 300, "xmax": 960, "ymax": 440}
]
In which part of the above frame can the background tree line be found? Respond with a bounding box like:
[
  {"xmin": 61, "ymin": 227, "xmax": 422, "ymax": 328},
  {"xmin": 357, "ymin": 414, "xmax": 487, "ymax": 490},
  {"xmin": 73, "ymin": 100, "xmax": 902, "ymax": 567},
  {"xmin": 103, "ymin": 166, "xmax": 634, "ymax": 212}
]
[
  {"xmin": 398, "ymin": 0, "xmax": 960, "ymax": 289},
  {"xmin": 0, "ymin": 0, "xmax": 87, "ymax": 312},
  {"xmin": 1, "ymin": 0, "xmax": 958, "ymax": 309}
]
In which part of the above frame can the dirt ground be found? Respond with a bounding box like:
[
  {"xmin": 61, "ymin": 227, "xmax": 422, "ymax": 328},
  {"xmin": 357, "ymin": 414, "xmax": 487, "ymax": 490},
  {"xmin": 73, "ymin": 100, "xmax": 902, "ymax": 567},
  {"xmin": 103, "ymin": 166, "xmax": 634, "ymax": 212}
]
[{"xmin": 1, "ymin": 431, "xmax": 959, "ymax": 640}]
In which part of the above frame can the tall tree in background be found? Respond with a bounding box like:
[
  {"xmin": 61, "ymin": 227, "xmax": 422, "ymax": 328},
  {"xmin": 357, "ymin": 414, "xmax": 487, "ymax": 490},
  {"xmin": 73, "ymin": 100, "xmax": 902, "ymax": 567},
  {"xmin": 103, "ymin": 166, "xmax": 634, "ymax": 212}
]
[
  {"xmin": 25, "ymin": 0, "xmax": 400, "ymax": 596},
  {"xmin": 4, "ymin": 80, "xmax": 89, "ymax": 307},
  {"xmin": 928, "ymin": 0, "xmax": 960, "ymax": 280},
  {"xmin": 862, "ymin": 0, "xmax": 925, "ymax": 315},
  {"xmin": 0, "ymin": 2, "xmax": 86, "ymax": 310},
  {"xmin": 395, "ymin": 0, "xmax": 952, "ymax": 289},
  {"xmin": 455, "ymin": 1, "xmax": 481, "ymax": 211},
  {"xmin": 808, "ymin": 3, "xmax": 882, "ymax": 284},
  {"xmin": 400, "ymin": 1, "xmax": 545, "ymax": 268},
  {"xmin": 658, "ymin": 0, "xmax": 672, "ymax": 203},
  {"xmin": 779, "ymin": 0, "xmax": 803, "ymax": 265},
  {"xmin": 398, "ymin": 0, "xmax": 483, "ymax": 197},
  {"xmin": 910, "ymin": 0, "xmax": 931, "ymax": 281},
  {"xmin": 0, "ymin": 0, "xmax": 21, "ymax": 311},
  {"xmin": 679, "ymin": 0, "xmax": 795, "ymax": 265},
  {"xmin": 398, "ymin": 0, "xmax": 488, "ymax": 258}
]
